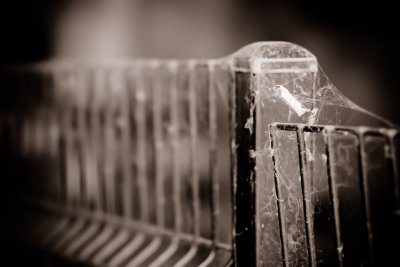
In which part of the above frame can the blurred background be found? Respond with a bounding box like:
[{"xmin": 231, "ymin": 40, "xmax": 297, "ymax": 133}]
[{"xmin": 1, "ymin": 0, "xmax": 399, "ymax": 123}]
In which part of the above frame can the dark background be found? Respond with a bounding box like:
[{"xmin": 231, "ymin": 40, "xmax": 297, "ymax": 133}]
[{"xmin": 1, "ymin": 0, "xmax": 399, "ymax": 123}]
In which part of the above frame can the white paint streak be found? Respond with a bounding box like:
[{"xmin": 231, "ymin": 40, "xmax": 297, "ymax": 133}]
[{"xmin": 275, "ymin": 85, "xmax": 310, "ymax": 116}]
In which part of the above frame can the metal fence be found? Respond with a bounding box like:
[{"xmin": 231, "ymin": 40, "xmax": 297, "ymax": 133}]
[{"xmin": 0, "ymin": 42, "xmax": 399, "ymax": 267}]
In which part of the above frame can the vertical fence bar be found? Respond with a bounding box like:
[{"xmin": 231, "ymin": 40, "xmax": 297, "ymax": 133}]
[
  {"xmin": 171, "ymin": 62, "xmax": 182, "ymax": 242},
  {"xmin": 269, "ymin": 124, "xmax": 289, "ymax": 267},
  {"xmin": 198, "ymin": 60, "xmax": 220, "ymax": 267},
  {"xmin": 153, "ymin": 62, "xmax": 165, "ymax": 229},
  {"xmin": 118, "ymin": 67, "xmax": 133, "ymax": 219},
  {"xmin": 135, "ymin": 66, "xmax": 149, "ymax": 223},
  {"xmin": 389, "ymin": 131, "xmax": 400, "ymax": 209},
  {"xmin": 95, "ymin": 68, "xmax": 108, "ymax": 212},
  {"xmin": 190, "ymin": 61, "xmax": 201, "ymax": 245},
  {"xmin": 209, "ymin": 61, "xmax": 220, "ymax": 246},
  {"xmin": 103, "ymin": 68, "xmax": 118, "ymax": 214},
  {"xmin": 233, "ymin": 67, "xmax": 256, "ymax": 267},
  {"xmin": 357, "ymin": 131, "xmax": 374, "ymax": 265},
  {"xmin": 296, "ymin": 126, "xmax": 316, "ymax": 267},
  {"xmin": 65, "ymin": 70, "xmax": 81, "ymax": 207},
  {"xmin": 228, "ymin": 62, "xmax": 237, "ymax": 267},
  {"xmin": 76, "ymin": 70, "xmax": 88, "ymax": 208},
  {"xmin": 323, "ymin": 127, "xmax": 343, "ymax": 267}
]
